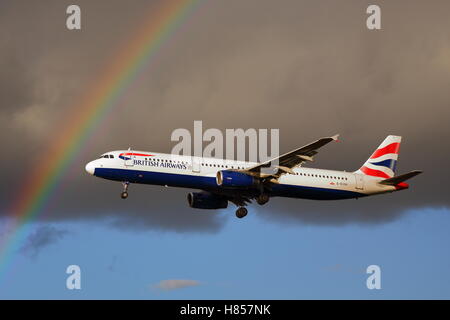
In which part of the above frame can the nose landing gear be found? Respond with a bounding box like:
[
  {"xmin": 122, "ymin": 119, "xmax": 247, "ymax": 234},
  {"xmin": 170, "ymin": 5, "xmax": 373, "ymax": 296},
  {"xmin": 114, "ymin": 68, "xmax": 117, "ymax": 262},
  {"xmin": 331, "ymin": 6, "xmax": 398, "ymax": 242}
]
[{"xmin": 121, "ymin": 182, "xmax": 129, "ymax": 199}]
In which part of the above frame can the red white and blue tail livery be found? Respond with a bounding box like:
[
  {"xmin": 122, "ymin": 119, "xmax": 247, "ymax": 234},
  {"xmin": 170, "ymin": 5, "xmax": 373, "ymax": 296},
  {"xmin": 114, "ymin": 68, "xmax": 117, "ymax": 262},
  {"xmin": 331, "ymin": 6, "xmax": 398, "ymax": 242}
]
[
  {"xmin": 356, "ymin": 135, "xmax": 401, "ymax": 179},
  {"xmin": 85, "ymin": 135, "xmax": 422, "ymax": 219}
]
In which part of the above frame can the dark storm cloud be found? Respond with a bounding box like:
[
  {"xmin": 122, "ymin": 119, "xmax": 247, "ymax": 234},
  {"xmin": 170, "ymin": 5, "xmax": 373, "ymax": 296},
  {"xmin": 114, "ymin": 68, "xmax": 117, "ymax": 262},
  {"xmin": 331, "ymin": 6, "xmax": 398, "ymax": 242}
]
[
  {"xmin": 20, "ymin": 225, "xmax": 68, "ymax": 259},
  {"xmin": 0, "ymin": 0, "xmax": 449, "ymax": 229},
  {"xmin": 0, "ymin": 53, "xmax": 35, "ymax": 116}
]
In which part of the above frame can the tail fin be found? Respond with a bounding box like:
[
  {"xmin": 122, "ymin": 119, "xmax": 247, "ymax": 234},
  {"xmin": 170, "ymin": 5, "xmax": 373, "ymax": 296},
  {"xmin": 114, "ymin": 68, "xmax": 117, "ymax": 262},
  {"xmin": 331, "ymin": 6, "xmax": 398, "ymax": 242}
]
[{"xmin": 355, "ymin": 135, "xmax": 401, "ymax": 179}]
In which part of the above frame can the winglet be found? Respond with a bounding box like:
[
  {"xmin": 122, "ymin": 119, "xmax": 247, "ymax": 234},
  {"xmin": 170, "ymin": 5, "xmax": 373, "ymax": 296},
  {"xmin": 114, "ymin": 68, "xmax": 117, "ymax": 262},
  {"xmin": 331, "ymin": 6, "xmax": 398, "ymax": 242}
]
[{"xmin": 331, "ymin": 134, "xmax": 340, "ymax": 142}]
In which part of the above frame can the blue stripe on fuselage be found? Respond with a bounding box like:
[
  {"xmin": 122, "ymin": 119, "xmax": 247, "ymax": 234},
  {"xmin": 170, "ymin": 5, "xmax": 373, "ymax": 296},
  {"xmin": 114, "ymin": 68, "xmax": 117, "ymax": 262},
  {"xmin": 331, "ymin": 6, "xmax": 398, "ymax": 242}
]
[
  {"xmin": 94, "ymin": 168, "xmax": 365, "ymax": 200},
  {"xmin": 270, "ymin": 184, "xmax": 365, "ymax": 200}
]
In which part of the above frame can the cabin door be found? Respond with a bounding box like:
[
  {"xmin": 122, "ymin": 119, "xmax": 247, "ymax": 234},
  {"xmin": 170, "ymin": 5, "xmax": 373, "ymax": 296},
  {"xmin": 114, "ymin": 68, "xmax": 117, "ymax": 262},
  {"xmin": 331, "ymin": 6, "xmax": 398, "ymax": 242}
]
[
  {"xmin": 192, "ymin": 156, "xmax": 201, "ymax": 173},
  {"xmin": 124, "ymin": 152, "xmax": 135, "ymax": 167},
  {"xmin": 355, "ymin": 174, "xmax": 364, "ymax": 190}
]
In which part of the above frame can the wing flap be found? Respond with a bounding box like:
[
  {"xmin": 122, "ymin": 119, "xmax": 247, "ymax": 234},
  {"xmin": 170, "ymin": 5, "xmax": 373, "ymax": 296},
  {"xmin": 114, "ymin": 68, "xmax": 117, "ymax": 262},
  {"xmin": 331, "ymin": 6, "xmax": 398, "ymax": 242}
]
[{"xmin": 245, "ymin": 134, "xmax": 339, "ymax": 178}]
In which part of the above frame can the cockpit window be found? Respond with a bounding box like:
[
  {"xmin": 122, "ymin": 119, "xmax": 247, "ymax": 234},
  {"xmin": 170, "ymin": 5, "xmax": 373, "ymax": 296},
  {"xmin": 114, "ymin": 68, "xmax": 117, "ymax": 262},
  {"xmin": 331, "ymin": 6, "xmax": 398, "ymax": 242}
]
[{"xmin": 100, "ymin": 154, "xmax": 114, "ymax": 159}]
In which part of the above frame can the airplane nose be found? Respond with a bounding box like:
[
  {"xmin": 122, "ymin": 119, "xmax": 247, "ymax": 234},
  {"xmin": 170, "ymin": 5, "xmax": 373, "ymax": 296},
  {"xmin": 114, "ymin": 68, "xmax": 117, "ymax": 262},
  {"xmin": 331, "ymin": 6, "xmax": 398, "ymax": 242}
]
[{"xmin": 85, "ymin": 161, "xmax": 95, "ymax": 175}]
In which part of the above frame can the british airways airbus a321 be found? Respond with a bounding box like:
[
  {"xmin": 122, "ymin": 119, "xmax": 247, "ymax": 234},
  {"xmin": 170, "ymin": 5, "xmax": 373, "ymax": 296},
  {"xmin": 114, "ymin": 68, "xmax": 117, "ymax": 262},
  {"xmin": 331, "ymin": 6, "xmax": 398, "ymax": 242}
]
[{"xmin": 85, "ymin": 135, "xmax": 422, "ymax": 218}]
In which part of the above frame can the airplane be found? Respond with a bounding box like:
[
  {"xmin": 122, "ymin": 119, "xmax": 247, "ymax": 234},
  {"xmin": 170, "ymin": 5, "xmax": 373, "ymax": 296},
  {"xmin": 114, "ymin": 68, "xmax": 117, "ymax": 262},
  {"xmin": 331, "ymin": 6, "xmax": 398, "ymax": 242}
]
[{"xmin": 85, "ymin": 135, "xmax": 422, "ymax": 218}]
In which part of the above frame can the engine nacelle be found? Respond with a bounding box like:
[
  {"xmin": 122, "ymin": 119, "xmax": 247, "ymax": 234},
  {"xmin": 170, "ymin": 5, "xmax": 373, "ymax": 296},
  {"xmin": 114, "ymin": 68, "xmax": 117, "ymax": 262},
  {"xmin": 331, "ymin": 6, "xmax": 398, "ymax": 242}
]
[
  {"xmin": 187, "ymin": 192, "xmax": 228, "ymax": 209},
  {"xmin": 216, "ymin": 170, "xmax": 255, "ymax": 188}
]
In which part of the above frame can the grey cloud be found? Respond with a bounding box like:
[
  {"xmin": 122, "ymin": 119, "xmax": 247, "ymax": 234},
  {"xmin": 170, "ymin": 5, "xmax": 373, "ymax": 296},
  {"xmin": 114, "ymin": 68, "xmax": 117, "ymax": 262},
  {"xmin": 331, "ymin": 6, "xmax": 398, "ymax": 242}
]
[
  {"xmin": 20, "ymin": 225, "xmax": 68, "ymax": 259},
  {"xmin": 0, "ymin": 53, "xmax": 35, "ymax": 116},
  {"xmin": 0, "ymin": 0, "xmax": 449, "ymax": 230},
  {"xmin": 153, "ymin": 279, "xmax": 201, "ymax": 291}
]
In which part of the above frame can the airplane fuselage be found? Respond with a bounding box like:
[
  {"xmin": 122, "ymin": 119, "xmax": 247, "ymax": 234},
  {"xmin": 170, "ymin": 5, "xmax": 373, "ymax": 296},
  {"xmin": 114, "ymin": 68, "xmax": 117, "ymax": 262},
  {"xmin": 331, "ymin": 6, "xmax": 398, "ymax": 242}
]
[{"xmin": 85, "ymin": 150, "xmax": 401, "ymax": 201}]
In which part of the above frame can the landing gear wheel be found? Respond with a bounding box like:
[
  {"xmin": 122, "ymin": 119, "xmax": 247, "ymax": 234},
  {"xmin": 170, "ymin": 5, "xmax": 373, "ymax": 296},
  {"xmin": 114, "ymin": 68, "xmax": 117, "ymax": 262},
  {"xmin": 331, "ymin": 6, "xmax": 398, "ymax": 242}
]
[
  {"xmin": 235, "ymin": 207, "xmax": 248, "ymax": 219},
  {"xmin": 121, "ymin": 182, "xmax": 129, "ymax": 199},
  {"xmin": 256, "ymin": 194, "xmax": 269, "ymax": 205}
]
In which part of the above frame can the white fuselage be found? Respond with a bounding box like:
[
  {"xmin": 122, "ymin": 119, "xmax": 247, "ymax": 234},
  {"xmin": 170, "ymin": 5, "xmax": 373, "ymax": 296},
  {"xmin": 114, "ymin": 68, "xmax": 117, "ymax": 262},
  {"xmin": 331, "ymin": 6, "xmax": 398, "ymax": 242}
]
[{"xmin": 85, "ymin": 150, "xmax": 400, "ymax": 200}]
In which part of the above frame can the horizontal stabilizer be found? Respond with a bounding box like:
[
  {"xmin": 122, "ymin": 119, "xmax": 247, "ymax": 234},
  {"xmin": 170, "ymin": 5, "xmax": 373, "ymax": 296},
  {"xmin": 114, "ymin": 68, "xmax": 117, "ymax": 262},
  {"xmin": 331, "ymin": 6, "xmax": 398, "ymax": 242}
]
[{"xmin": 379, "ymin": 170, "xmax": 423, "ymax": 185}]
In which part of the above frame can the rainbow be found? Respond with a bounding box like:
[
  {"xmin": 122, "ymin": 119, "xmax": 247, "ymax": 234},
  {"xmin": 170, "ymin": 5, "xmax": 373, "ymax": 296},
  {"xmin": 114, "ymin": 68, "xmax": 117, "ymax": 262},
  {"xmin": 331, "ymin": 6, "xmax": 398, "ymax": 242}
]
[{"xmin": 0, "ymin": 0, "xmax": 203, "ymax": 282}]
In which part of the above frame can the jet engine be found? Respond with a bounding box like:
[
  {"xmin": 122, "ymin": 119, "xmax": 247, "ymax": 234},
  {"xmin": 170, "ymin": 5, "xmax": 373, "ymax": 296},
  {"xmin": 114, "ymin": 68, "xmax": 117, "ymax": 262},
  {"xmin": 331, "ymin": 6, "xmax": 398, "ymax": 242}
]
[
  {"xmin": 187, "ymin": 192, "xmax": 228, "ymax": 209},
  {"xmin": 216, "ymin": 170, "xmax": 256, "ymax": 188}
]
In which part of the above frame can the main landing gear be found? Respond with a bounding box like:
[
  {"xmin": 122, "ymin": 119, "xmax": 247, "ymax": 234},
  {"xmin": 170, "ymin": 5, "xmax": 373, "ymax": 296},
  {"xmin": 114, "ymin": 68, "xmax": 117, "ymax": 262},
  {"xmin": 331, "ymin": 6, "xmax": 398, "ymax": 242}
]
[
  {"xmin": 235, "ymin": 207, "xmax": 248, "ymax": 219},
  {"xmin": 121, "ymin": 182, "xmax": 129, "ymax": 199},
  {"xmin": 256, "ymin": 194, "xmax": 269, "ymax": 206},
  {"xmin": 233, "ymin": 194, "xmax": 269, "ymax": 219}
]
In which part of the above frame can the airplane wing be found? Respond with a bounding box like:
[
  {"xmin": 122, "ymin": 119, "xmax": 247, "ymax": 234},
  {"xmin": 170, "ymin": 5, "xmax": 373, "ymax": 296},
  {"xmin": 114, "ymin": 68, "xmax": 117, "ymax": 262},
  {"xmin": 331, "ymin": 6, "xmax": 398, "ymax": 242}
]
[{"xmin": 244, "ymin": 134, "xmax": 339, "ymax": 178}]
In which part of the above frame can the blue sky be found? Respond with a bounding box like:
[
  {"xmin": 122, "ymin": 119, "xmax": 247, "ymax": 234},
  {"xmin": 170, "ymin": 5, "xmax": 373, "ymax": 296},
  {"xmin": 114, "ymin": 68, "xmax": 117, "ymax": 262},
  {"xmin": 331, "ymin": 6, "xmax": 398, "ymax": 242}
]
[{"xmin": 1, "ymin": 206, "xmax": 449, "ymax": 299}]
